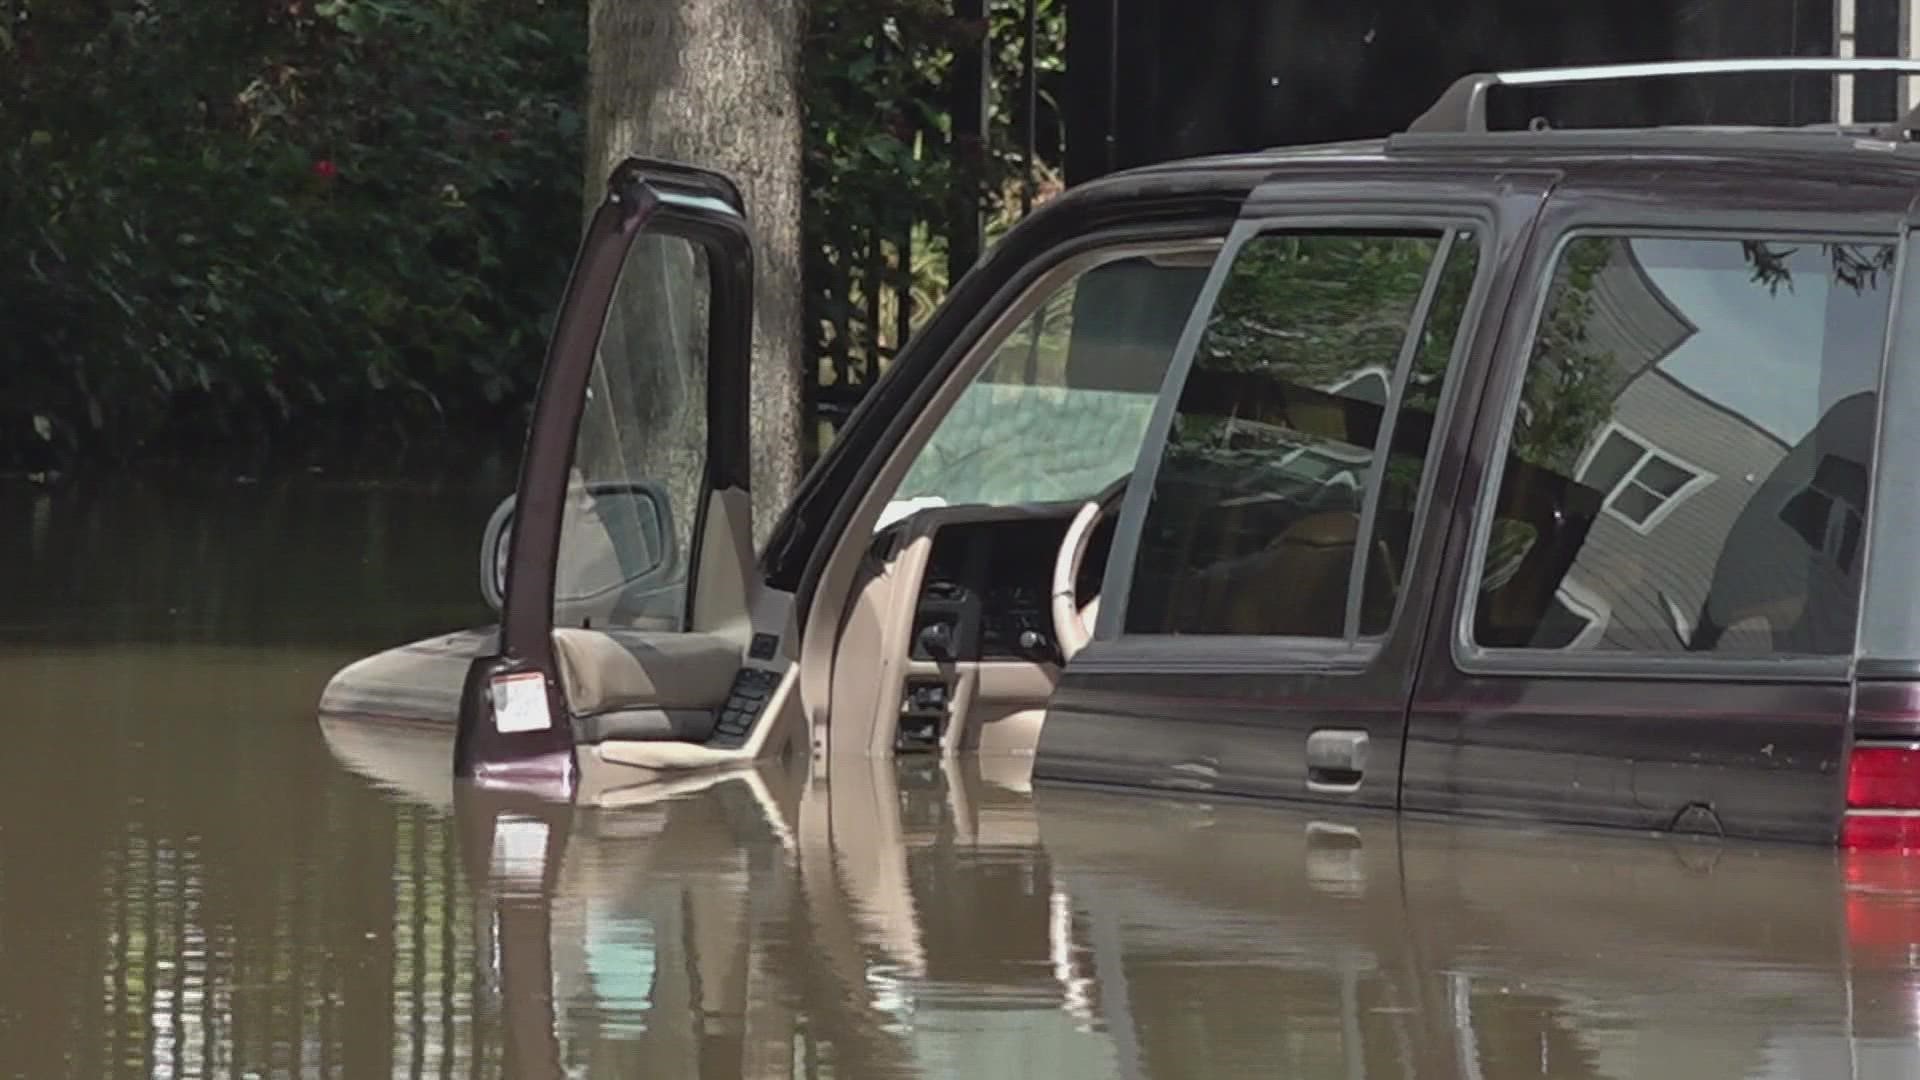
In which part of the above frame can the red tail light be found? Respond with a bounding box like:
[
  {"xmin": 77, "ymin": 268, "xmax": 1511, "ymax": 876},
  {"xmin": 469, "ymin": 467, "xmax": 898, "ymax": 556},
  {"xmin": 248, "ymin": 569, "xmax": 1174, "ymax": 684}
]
[
  {"xmin": 1841, "ymin": 740, "xmax": 1920, "ymax": 1010},
  {"xmin": 1850, "ymin": 746, "xmax": 1920, "ymax": 809},
  {"xmin": 1843, "ymin": 813, "xmax": 1920, "ymax": 851},
  {"xmin": 1844, "ymin": 742, "xmax": 1920, "ymax": 850}
]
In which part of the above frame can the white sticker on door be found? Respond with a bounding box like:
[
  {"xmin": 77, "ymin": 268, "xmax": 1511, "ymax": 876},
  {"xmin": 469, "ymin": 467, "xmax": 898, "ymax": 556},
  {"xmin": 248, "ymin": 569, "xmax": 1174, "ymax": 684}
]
[{"xmin": 490, "ymin": 671, "xmax": 551, "ymax": 733}]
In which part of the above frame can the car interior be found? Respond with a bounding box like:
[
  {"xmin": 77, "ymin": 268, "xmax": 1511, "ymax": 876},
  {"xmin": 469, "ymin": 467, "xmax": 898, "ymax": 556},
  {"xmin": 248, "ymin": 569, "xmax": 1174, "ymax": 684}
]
[
  {"xmin": 795, "ymin": 240, "xmax": 1222, "ymax": 764},
  {"xmin": 520, "ymin": 237, "xmax": 1219, "ymax": 782},
  {"xmin": 523, "ymin": 227, "xmax": 1602, "ymax": 780}
]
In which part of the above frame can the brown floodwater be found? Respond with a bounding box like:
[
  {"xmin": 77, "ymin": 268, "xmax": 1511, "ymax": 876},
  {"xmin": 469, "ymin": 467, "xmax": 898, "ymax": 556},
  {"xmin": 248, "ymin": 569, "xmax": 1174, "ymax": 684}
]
[{"xmin": 8, "ymin": 476, "xmax": 1920, "ymax": 1079}]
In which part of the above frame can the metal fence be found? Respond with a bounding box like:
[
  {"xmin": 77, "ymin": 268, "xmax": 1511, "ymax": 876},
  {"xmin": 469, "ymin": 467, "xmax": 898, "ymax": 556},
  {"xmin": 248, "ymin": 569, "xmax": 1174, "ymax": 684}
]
[{"xmin": 801, "ymin": 0, "xmax": 1060, "ymax": 461}]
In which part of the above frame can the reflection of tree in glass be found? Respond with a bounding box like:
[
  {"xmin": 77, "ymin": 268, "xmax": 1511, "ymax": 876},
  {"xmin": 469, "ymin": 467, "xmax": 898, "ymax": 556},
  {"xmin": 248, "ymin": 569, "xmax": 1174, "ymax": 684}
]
[
  {"xmin": 1381, "ymin": 235, "xmax": 1481, "ymax": 506},
  {"xmin": 1200, "ymin": 233, "xmax": 1440, "ymax": 384},
  {"xmin": 1742, "ymin": 241, "xmax": 1896, "ymax": 296},
  {"xmin": 1173, "ymin": 232, "xmax": 1441, "ymax": 475},
  {"xmin": 1510, "ymin": 238, "xmax": 1618, "ymax": 475},
  {"xmin": 1163, "ymin": 234, "xmax": 1489, "ymax": 531},
  {"xmin": 1513, "ymin": 238, "xmax": 1895, "ymax": 478}
]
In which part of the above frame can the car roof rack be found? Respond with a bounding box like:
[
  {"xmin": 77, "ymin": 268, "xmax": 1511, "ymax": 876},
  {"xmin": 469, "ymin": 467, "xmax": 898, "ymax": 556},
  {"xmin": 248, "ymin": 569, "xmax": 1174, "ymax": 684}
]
[{"xmin": 1407, "ymin": 57, "xmax": 1920, "ymax": 137}]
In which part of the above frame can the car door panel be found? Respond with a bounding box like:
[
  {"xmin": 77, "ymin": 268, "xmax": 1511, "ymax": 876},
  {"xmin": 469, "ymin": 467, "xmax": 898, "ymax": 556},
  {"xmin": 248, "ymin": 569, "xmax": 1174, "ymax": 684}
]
[
  {"xmin": 1406, "ymin": 680, "xmax": 1854, "ymax": 836},
  {"xmin": 1042, "ymin": 654, "xmax": 1404, "ymax": 802},
  {"xmin": 455, "ymin": 159, "xmax": 758, "ymax": 789},
  {"xmin": 1402, "ymin": 169, "xmax": 1911, "ymax": 844},
  {"xmin": 1036, "ymin": 168, "xmax": 1556, "ymax": 808}
]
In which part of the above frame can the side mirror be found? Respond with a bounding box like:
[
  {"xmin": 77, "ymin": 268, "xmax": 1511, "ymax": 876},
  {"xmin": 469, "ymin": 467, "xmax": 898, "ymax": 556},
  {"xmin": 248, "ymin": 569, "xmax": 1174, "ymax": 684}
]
[
  {"xmin": 480, "ymin": 494, "xmax": 517, "ymax": 613},
  {"xmin": 479, "ymin": 482, "xmax": 678, "ymax": 618}
]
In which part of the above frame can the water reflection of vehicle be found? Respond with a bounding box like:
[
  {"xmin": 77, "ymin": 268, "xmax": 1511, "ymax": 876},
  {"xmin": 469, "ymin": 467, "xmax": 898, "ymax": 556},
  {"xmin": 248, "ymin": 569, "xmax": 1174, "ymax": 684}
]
[{"xmin": 321, "ymin": 721, "xmax": 1920, "ymax": 1078}]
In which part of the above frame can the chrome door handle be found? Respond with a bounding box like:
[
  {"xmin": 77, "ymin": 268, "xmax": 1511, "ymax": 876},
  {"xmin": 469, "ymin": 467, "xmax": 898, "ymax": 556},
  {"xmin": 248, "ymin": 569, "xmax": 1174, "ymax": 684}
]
[{"xmin": 1306, "ymin": 728, "xmax": 1369, "ymax": 792}]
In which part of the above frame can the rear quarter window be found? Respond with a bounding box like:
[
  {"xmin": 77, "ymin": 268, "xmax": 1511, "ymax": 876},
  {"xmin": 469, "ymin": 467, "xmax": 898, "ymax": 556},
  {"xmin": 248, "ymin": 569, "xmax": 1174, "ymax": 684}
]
[{"xmin": 1472, "ymin": 233, "xmax": 1893, "ymax": 658}]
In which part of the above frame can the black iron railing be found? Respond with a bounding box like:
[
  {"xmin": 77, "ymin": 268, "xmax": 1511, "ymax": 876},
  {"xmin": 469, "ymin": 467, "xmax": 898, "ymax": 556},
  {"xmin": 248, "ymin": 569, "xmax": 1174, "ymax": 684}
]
[{"xmin": 801, "ymin": 0, "xmax": 1064, "ymax": 462}]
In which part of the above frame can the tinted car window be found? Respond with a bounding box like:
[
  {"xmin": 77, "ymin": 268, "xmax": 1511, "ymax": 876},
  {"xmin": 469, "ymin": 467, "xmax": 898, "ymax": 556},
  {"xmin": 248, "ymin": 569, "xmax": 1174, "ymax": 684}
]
[
  {"xmin": 1362, "ymin": 238, "xmax": 1480, "ymax": 634},
  {"xmin": 1474, "ymin": 235, "xmax": 1892, "ymax": 656},
  {"xmin": 1124, "ymin": 230, "xmax": 1479, "ymax": 637}
]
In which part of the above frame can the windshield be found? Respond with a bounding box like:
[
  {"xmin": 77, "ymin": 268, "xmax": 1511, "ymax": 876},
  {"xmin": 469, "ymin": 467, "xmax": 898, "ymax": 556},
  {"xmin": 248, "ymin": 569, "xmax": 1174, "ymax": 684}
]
[{"xmin": 887, "ymin": 248, "xmax": 1213, "ymax": 517}]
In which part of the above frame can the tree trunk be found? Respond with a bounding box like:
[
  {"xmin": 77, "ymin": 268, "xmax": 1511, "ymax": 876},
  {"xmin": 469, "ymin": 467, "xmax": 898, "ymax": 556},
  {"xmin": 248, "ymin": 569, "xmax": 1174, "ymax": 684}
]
[{"xmin": 586, "ymin": 0, "xmax": 806, "ymax": 548}]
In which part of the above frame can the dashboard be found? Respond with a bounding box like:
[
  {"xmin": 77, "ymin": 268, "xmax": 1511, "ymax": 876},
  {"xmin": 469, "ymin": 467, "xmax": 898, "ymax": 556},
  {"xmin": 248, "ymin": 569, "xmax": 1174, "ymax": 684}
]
[{"xmin": 906, "ymin": 514, "xmax": 1115, "ymax": 665}]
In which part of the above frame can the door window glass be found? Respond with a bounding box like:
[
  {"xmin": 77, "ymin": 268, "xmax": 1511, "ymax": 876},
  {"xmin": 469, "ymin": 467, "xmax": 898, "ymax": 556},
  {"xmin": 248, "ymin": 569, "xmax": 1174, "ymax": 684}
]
[
  {"xmin": 1123, "ymin": 229, "xmax": 1481, "ymax": 638},
  {"xmin": 555, "ymin": 232, "xmax": 711, "ymax": 630},
  {"xmin": 1361, "ymin": 237, "xmax": 1480, "ymax": 634},
  {"xmin": 887, "ymin": 248, "xmax": 1213, "ymax": 519},
  {"xmin": 1473, "ymin": 234, "xmax": 1892, "ymax": 656}
]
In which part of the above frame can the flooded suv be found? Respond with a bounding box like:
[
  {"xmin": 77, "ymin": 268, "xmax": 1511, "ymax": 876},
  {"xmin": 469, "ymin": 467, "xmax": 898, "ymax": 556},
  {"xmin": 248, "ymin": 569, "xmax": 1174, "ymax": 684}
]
[{"xmin": 321, "ymin": 59, "xmax": 1920, "ymax": 848}]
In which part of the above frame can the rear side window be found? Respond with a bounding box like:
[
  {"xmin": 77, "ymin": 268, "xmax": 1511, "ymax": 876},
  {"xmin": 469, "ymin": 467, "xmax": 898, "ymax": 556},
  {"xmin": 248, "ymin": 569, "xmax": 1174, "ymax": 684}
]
[
  {"xmin": 1473, "ymin": 234, "xmax": 1893, "ymax": 657},
  {"xmin": 1123, "ymin": 228, "xmax": 1480, "ymax": 638}
]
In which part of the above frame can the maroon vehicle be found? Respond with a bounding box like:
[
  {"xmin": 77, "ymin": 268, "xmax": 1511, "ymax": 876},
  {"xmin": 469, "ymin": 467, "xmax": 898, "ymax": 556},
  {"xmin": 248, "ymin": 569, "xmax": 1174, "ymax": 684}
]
[{"xmin": 322, "ymin": 58, "xmax": 1920, "ymax": 849}]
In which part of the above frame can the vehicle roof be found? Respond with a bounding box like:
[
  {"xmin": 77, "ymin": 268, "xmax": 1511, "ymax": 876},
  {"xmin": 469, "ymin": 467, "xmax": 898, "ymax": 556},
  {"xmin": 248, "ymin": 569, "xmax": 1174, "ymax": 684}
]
[
  {"xmin": 1129, "ymin": 126, "xmax": 1920, "ymax": 179},
  {"xmin": 1086, "ymin": 59, "xmax": 1920, "ymax": 195}
]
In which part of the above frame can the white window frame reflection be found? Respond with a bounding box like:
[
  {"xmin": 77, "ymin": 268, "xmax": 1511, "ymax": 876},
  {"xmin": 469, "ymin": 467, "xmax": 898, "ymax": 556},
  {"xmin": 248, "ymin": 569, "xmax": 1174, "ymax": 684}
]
[
  {"xmin": 1574, "ymin": 421, "xmax": 1717, "ymax": 536},
  {"xmin": 1551, "ymin": 577, "xmax": 1612, "ymax": 650}
]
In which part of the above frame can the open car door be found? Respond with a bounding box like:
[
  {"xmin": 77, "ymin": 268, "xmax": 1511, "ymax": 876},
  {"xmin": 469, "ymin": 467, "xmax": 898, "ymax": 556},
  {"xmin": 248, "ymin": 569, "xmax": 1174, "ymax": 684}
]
[{"xmin": 456, "ymin": 159, "xmax": 775, "ymax": 793}]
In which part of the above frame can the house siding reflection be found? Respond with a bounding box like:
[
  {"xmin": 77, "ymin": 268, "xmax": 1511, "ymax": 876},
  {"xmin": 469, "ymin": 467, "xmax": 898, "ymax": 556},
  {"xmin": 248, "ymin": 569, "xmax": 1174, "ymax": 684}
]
[{"xmin": 1528, "ymin": 239, "xmax": 1873, "ymax": 655}]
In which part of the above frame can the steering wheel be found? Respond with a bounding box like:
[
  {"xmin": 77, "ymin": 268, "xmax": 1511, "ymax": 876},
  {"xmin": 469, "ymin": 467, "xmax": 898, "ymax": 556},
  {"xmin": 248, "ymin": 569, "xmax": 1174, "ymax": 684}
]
[{"xmin": 1051, "ymin": 477, "xmax": 1128, "ymax": 663}]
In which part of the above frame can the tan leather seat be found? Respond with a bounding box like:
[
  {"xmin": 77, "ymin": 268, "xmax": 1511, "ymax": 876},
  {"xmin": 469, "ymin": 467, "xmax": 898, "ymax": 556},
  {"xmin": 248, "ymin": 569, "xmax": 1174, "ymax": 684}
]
[
  {"xmin": 1173, "ymin": 510, "xmax": 1360, "ymax": 636},
  {"xmin": 1232, "ymin": 511, "xmax": 1359, "ymax": 637},
  {"xmin": 551, "ymin": 627, "xmax": 741, "ymax": 716}
]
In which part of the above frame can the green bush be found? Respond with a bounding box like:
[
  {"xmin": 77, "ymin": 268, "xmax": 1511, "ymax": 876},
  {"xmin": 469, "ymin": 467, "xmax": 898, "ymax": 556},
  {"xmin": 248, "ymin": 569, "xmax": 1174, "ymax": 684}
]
[
  {"xmin": 0, "ymin": 0, "xmax": 587, "ymax": 473},
  {"xmin": 801, "ymin": 0, "xmax": 1063, "ymax": 405},
  {"xmin": 0, "ymin": 0, "xmax": 1064, "ymax": 475}
]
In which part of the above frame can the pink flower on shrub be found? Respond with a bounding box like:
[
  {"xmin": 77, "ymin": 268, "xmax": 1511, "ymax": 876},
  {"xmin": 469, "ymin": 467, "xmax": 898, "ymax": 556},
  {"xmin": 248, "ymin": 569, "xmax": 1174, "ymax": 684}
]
[{"xmin": 312, "ymin": 159, "xmax": 338, "ymax": 179}]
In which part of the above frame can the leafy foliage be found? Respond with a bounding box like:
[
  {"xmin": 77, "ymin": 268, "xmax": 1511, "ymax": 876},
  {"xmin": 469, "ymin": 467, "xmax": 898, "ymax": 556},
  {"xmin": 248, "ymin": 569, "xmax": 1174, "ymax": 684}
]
[
  {"xmin": 1744, "ymin": 240, "xmax": 1897, "ymax": 295},
  {"xmin": 1515, "ymin": 236, "xmax": 1900, "ymax": 479},
  {"xmin": 1199, "ymin": 234, "xmax": 1442, "ymax": 380},
  {"xmin": 801, "ymin": 0, "xmax": 1065, "ymax": 403},
  {"xmin": 0, "ymin": 0, "xmax": 587, "ymax": 473},
  {"xmin": 1509, "ymin": 237, "xmax": 1619, "ymax": 475},
  {"xmin": 2, "ymin": 0, "xmax": 1066, "ymax": 475}
]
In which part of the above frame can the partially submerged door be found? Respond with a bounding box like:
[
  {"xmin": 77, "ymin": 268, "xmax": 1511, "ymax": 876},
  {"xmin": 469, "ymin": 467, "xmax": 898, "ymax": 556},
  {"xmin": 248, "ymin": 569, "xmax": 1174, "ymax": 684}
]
[
  {"xmin": 456, "ymin": 159, "xmax": 756, "ymax": 789},
  {"xmin": 1036, "ymin": 167, "xmax": 1551, "ymax": 805}
]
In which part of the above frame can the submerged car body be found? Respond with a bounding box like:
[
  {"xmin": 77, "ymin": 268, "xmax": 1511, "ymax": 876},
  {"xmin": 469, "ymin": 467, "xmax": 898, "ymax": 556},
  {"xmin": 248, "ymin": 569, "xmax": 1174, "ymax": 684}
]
[{"xmin": 323, "ymin": 58, "xmax": 1920, "ymax": 847}]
